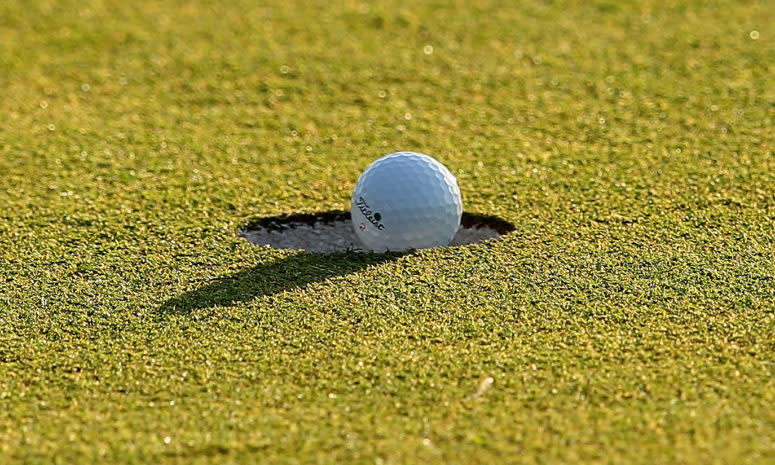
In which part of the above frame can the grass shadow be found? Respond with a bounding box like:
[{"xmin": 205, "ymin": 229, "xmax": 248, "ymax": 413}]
[
  {"xmin": 159, "ymin": 209, "xmax": 514, "ymax": 317},
  {"xmin": 158, "ymin": 251, "xmax": 403, "ymax": 316}
]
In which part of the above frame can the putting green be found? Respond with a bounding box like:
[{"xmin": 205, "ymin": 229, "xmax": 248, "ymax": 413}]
[{"xmin": 1, "ymin": 0, "xmax": 773, "ymax": 463}]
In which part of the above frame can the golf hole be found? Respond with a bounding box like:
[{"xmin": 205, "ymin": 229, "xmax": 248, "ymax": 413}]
[{"xmin": 240, "ymin": 210, "xmax": 515, "ymax": 254}]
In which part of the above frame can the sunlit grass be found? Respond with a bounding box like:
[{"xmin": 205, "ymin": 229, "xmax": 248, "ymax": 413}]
[{"xmin": 0, "ymin": 0, "xmax": 773, "ymax": 463}]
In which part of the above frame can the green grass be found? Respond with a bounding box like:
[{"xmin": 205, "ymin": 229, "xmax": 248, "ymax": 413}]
[{"xmin": 1, "ymin": 0, "xmax": 774, "ymax": 463}]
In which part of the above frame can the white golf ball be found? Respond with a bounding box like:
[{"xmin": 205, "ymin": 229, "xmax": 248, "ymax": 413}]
[{"xmin": 351, "ymin": 152, "xmax": 463, "ymax": 252}]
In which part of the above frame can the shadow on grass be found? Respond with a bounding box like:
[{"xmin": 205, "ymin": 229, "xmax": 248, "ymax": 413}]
[
  {"xmin": 158, "ymin": 251, "xmax": 403, "ymax": 316},
  {"xmin": 159, "ymin": 209, "xmax": 515, "ymax": 316}
]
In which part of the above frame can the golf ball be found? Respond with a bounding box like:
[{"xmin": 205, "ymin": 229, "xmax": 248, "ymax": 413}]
[{"xmin": 351, "ymin": 151, "xmax": 463, "ymax": 252}]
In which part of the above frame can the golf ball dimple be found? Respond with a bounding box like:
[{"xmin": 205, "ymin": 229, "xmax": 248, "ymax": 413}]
[{"xmin": 351, "ymin": 152, "xmax": 463, "ymax": 252}]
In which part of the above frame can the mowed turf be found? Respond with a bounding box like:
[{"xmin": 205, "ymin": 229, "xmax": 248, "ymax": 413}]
[{"xmin": 1, "ymin": 0, "xmax": 774, "ymax": 463}]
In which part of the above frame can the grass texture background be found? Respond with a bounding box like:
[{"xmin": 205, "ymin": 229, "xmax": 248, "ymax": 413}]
[{"xmin": 1, "ymin": 0, "xmax": 773, "ymax": 463}]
